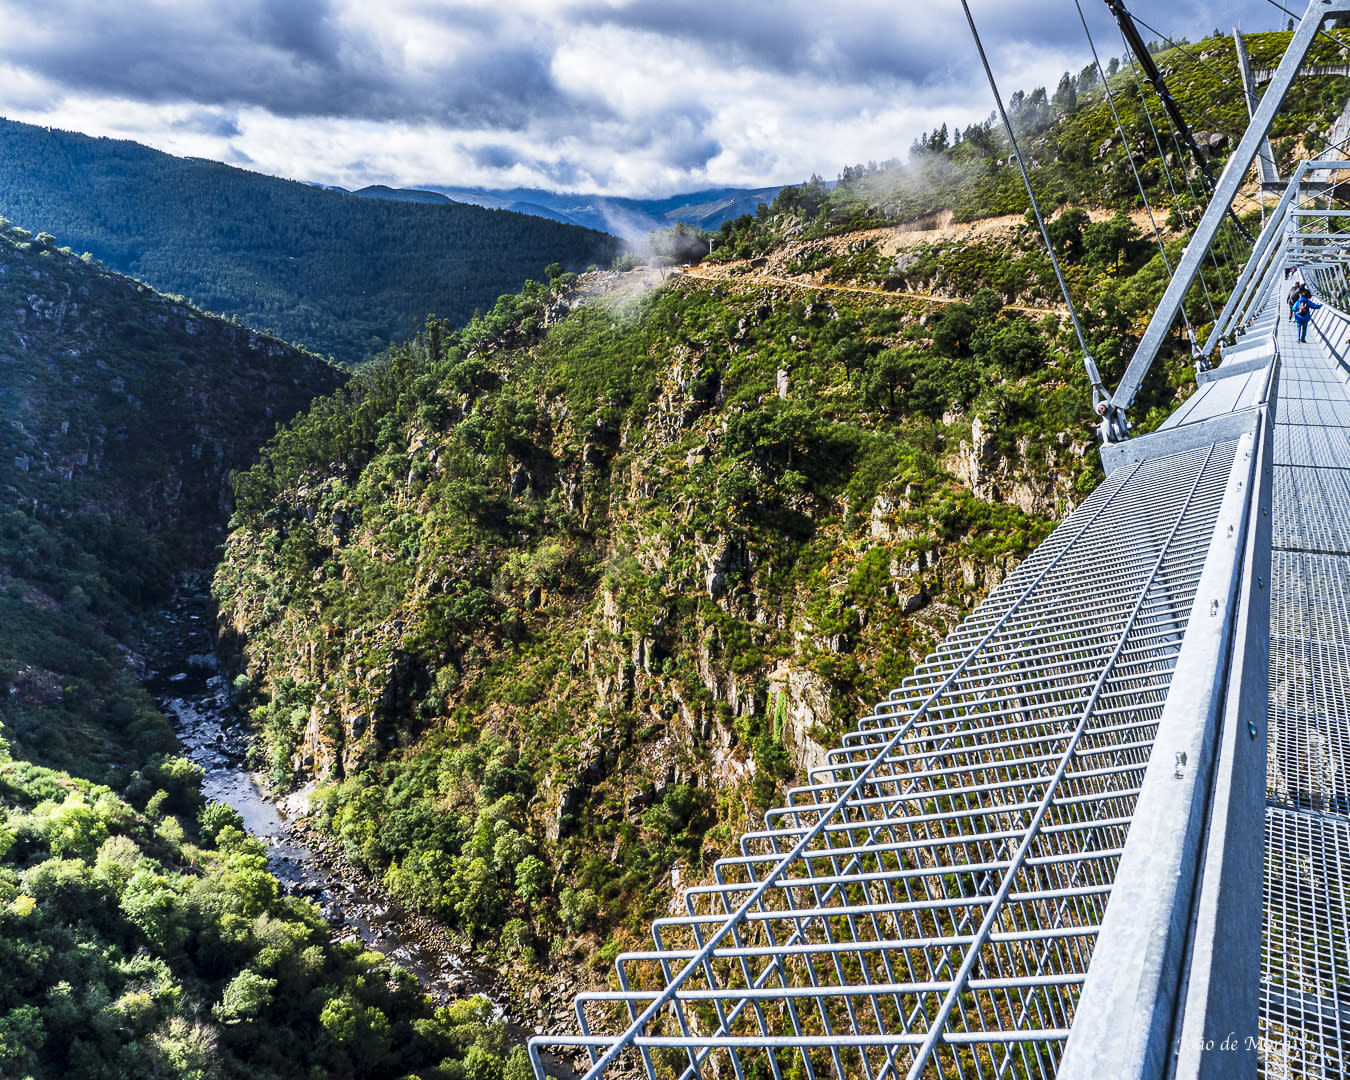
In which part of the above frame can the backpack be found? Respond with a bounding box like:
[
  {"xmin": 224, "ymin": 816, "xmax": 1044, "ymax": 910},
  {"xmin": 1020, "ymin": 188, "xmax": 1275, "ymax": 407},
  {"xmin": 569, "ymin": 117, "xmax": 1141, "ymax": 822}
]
[{"xmin": 1298, "ymin": 298, "xmax": 1312, "ymax": 316}]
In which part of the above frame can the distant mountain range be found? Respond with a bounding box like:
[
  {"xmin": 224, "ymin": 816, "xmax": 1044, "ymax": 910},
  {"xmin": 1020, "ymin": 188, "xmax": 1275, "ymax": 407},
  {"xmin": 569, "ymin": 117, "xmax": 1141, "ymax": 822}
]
[
  {"xmin": 0, "ymin": 118, "xmax": 617, "ymax": 364},
  {"xmin": 349, "ymin": 183, "xmax": 786, "ymax": 237}
]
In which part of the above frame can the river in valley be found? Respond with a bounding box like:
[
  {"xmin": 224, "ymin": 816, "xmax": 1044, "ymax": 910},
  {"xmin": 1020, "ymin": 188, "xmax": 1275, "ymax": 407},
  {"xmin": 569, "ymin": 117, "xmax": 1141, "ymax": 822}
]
[{"xmin": 145, "ymin": 584, "xmax": 582, "ymax": 1075}]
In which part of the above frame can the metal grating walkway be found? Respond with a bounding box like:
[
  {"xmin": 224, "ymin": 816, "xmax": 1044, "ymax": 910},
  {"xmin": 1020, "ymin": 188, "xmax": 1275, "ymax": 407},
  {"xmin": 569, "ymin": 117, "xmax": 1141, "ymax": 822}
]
[{"xmin": 1261, "ymin": 302, "xmax": 1350, "ymax": 1078}]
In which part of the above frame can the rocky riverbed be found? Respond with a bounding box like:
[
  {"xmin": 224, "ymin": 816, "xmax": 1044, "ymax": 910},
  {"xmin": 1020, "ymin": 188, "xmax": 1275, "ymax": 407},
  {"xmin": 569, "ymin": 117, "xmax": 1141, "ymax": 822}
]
[{"xmin": 147, "ymin": 585, "xmax": 504, "ymax": 1003}]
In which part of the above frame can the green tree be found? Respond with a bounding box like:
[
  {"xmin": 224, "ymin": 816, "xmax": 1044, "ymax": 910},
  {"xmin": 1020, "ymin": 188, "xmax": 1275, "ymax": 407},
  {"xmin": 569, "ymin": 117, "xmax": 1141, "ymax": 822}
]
[
  {"xmin": 320, "ymin": 992, "xmax": 393, "ymax": 1069},
  {"xmin": 932, "ymin": 303, "xmax": 976, "ymax": 356},
  {"xmin": 559, "ymin": 887, "xmax": 599, "ymax": 934},
  {"xmin": 1053, "ymin": 71, "xmax": 1077, "ymax": 112},
  {"xmin": 454, "ymin": 856, "xmax": 499, "ymax": 934},
  {"xmin": 514, "ymin": 854, "xmax": 550, "ymax": 900},
  {"xmin": 0, "ymin": 1005, "xmax": 44, "ymax": 1073},
  {"xmin": 214, "ymin": 970, "xmax": 277, "ymax": 1024},
  {"xmin": 1084, "ymin": 211, "xmax": 1139, "ymax": 272},
  {"xmin": 862, "ymin": 349, "xmax": 906, "ymax": 411},
  {"xmin": 120, "ymin": 869, "xmax": 184, "ymax": 951},
  {"xmin": 1047, "ymin": 207, "xmax": 1090, "ymax": 261},
  {"xmin": 45, "ymin": 793, "xmax": 109, "ymax": 860}
]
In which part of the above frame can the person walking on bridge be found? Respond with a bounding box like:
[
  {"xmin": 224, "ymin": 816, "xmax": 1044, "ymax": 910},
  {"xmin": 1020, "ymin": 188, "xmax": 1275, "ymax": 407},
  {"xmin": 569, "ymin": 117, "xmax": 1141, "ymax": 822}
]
[
  {"xmin": 1294, "ymin": 291, "xmax": 1321, "ymax": 343},
  {"xmin": 1288, "ymin": 281, "xmax": 1304, "ymax": 321}
]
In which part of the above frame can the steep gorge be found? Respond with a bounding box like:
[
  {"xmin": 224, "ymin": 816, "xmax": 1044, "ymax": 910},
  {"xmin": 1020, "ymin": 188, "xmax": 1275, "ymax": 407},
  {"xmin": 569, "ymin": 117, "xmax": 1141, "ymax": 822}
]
[
  {"xmin": 8, "ymin": 25, "xmax": 1335, "ymax": 1069},
  {"xmin": 0, "ymin": 228, "xmax": 522, "ymax": 1080},
  {"xmin": 213, "ymin": 232, "xmax": 1115, "ymax": 1027}
]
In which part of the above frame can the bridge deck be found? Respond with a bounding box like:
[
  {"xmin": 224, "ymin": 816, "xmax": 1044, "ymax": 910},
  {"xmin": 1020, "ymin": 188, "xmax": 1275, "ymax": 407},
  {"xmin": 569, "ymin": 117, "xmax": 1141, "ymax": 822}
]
[{"xmin": 1262, "ymin": 300, "xmax": 1350, "ymax": 1078}]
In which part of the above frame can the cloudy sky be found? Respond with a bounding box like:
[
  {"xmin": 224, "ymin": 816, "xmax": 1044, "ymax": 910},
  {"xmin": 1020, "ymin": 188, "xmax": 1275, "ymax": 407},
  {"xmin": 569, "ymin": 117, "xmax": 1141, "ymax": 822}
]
[{"xmin": 0, "ymin": 0, "xmax": 1297, "ymax": 198}]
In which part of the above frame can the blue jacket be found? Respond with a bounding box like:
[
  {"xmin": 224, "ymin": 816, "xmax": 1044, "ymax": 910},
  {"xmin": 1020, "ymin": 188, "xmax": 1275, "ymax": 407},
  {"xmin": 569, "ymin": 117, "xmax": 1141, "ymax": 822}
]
[{"xmin": 1294, "ymin": 298, "xmax": 1321, "ymax": 324}]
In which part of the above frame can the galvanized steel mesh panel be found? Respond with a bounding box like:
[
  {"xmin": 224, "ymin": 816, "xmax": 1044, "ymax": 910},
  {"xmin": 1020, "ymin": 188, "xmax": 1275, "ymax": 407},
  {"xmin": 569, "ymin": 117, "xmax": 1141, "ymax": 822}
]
[
  {"xmin": 552, "ymin": 442, "xmax": 1239, "ymax": 1080},
  {"xmin": 1261, "ymin": 808, "xmax": 1350, "ymax": 1079},
  {"xmin": 1269, "ymin": 636, "xmax": 1350, "ymax": 813},
  {"xmin": 1262, "ymin": 311, "xmax": 1350, "ymax": 1080},
  {"xmin": 1274, "ymin": 396, "xmax": 1350, "ymax": 429},
  {"xmin": 1163, "ymin": 373, "xmax": 1263, "ymax": 427},
  {"xmin": 1279, "ymin": 378, "xmax": 1350, "ymax": 401},
  {"xmin": 1271, "ymin": 466, "xmax": 1350, "ymax": 554},
  {"xmin": 1271, "ymin": 552, "xmax": 1350, "ymax": 645},
  {"xmin": 1277, "ymin": 397, "xmax": 1350, "ymax": 428},
  {"xmin": 1279, "ymin": 369, "xmax": 1348, "ymax": 389},
  {"xmin": 1273, "ymin": 426, "xmax": 1350, "ymax": 471}
]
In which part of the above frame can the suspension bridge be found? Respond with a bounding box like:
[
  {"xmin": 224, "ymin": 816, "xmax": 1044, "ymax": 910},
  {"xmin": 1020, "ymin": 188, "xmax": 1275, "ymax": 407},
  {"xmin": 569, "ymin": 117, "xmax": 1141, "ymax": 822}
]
[{"xmin": 530, "ymin": 2, "xmax": 1350, "ymax": 1076}]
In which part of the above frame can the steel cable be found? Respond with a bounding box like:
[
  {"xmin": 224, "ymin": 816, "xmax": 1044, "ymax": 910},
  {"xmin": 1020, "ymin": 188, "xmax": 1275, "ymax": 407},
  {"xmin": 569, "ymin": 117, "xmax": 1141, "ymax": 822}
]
[{"xmin": 959, "ymin": 0, "xmax": 1104, "ymax": 407}]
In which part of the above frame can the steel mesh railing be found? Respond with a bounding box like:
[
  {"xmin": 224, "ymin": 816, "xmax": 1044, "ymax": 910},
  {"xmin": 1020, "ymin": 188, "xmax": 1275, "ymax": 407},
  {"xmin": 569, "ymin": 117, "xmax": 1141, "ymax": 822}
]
[{"xmin": 535, "ymin": 441, "xmax": 1241, "ymax": 1080}]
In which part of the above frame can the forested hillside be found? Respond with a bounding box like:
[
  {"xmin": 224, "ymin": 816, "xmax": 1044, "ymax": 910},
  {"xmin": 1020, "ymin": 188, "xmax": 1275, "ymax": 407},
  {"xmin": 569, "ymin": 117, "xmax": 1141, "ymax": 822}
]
[
  {"xmin": 214, "ymin": 222, "xmax": 1208, "ymax": 1033},
  {"xmin": 0, "ymin": 118, "xmax": 619, "ymax": 365},
  {"xmin": 7, "ymin": 24, "xmax": 1348, "ymax": 1072},
  {"xmin": 0, "ymin": 227, "xmax": 519, "ymax": 1079}
]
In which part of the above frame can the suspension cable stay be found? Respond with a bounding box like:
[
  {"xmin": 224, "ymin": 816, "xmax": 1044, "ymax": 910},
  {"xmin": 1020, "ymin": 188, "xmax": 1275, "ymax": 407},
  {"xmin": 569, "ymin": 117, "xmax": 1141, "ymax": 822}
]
[
  {"xmin": 1074, "ymin": 0, "xmax": 1198, "ymax": 348},
  {"xmin": 1105, "ymin": 0, "xmax": 1350, "ymax": 441},
  {"xmin": 958, "ymin": 0, "xmax": 1109, "ymax": 412},
  {"xmin": 1103, "ymin": 0, "xmax": 1255, "ymax": 243}
]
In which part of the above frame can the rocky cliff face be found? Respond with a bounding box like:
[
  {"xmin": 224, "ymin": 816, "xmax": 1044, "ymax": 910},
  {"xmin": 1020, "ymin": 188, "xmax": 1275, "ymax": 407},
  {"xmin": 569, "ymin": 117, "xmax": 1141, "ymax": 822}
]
[
  {"xmin": 1, "ymin": 231, "xmax": 344, "ymax": 557},
  {"xmin": 213, "ymin": 257, "xmax": 1095, "ymax": 978}
]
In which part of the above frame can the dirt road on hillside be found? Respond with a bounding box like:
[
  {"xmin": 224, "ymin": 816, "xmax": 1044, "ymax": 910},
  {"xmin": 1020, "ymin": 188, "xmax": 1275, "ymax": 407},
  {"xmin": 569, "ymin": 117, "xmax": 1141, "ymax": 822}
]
[{"xmin": 678, "ymin": 263, "xmax": 1065, "ymax": 316}]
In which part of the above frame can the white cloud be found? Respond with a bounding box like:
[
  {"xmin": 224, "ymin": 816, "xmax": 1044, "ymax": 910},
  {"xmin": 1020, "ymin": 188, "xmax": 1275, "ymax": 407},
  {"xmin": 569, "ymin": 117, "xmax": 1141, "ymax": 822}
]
[{"xmin": 0, "ymin": 0, "xmax": 1298, "ymax": 197}]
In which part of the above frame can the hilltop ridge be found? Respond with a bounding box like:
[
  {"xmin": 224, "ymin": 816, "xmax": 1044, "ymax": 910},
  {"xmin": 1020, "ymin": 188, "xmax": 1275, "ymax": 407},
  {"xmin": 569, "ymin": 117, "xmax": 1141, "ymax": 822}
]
[{"xmin": 0, "ymin": 117, "xmax": 619, "ymax": 365}]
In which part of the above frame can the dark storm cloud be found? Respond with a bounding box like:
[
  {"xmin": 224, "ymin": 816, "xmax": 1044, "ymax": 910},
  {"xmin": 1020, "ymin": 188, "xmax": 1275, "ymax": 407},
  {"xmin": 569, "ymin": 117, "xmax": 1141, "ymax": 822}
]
[
  {"xmin": 569, "ymin": 1, "xmax": 958, "ymax": 86},
  {"xmin": 468, "ymin": 143, "xmax": 524, "ymax": 170},
  {"xmin": 0, "ymin": 0, "xmax": 368, "ymax": 114},
  {"xmin": 0, "ymin": 0, "xmax": 583, "ymax": 130},
  {"xmin": 538, "ymin": 157, "xmax": 593, "ymax": 187},
  {"xmin": 567, "ymin": 0, "xmax": 1269, "ymax": 90},
  {"xmin": 427, "ymin": 42, "xmax": 582, "ymax": 130},
  {"xmin": 0, "ymin": 0, "xmax": 1279, "ymax": 129},
  {"xmin": 628, "ymin": 106, "xmax": 722, "ymax": 169},
  {"xmin": 0, "ymin": 0, "xmax": 1289, "ymax": 194}
]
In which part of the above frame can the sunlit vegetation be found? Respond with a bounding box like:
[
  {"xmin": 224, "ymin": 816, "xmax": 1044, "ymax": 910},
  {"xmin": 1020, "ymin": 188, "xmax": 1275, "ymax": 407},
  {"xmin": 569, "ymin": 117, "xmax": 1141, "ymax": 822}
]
[
  {"xmin": 215, "ymin": 246, "xmax": 1134, "ymax": 963},
  {"xmin": 0, "ymin": 729, "xmax": 525, "ymax": 1079}
]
